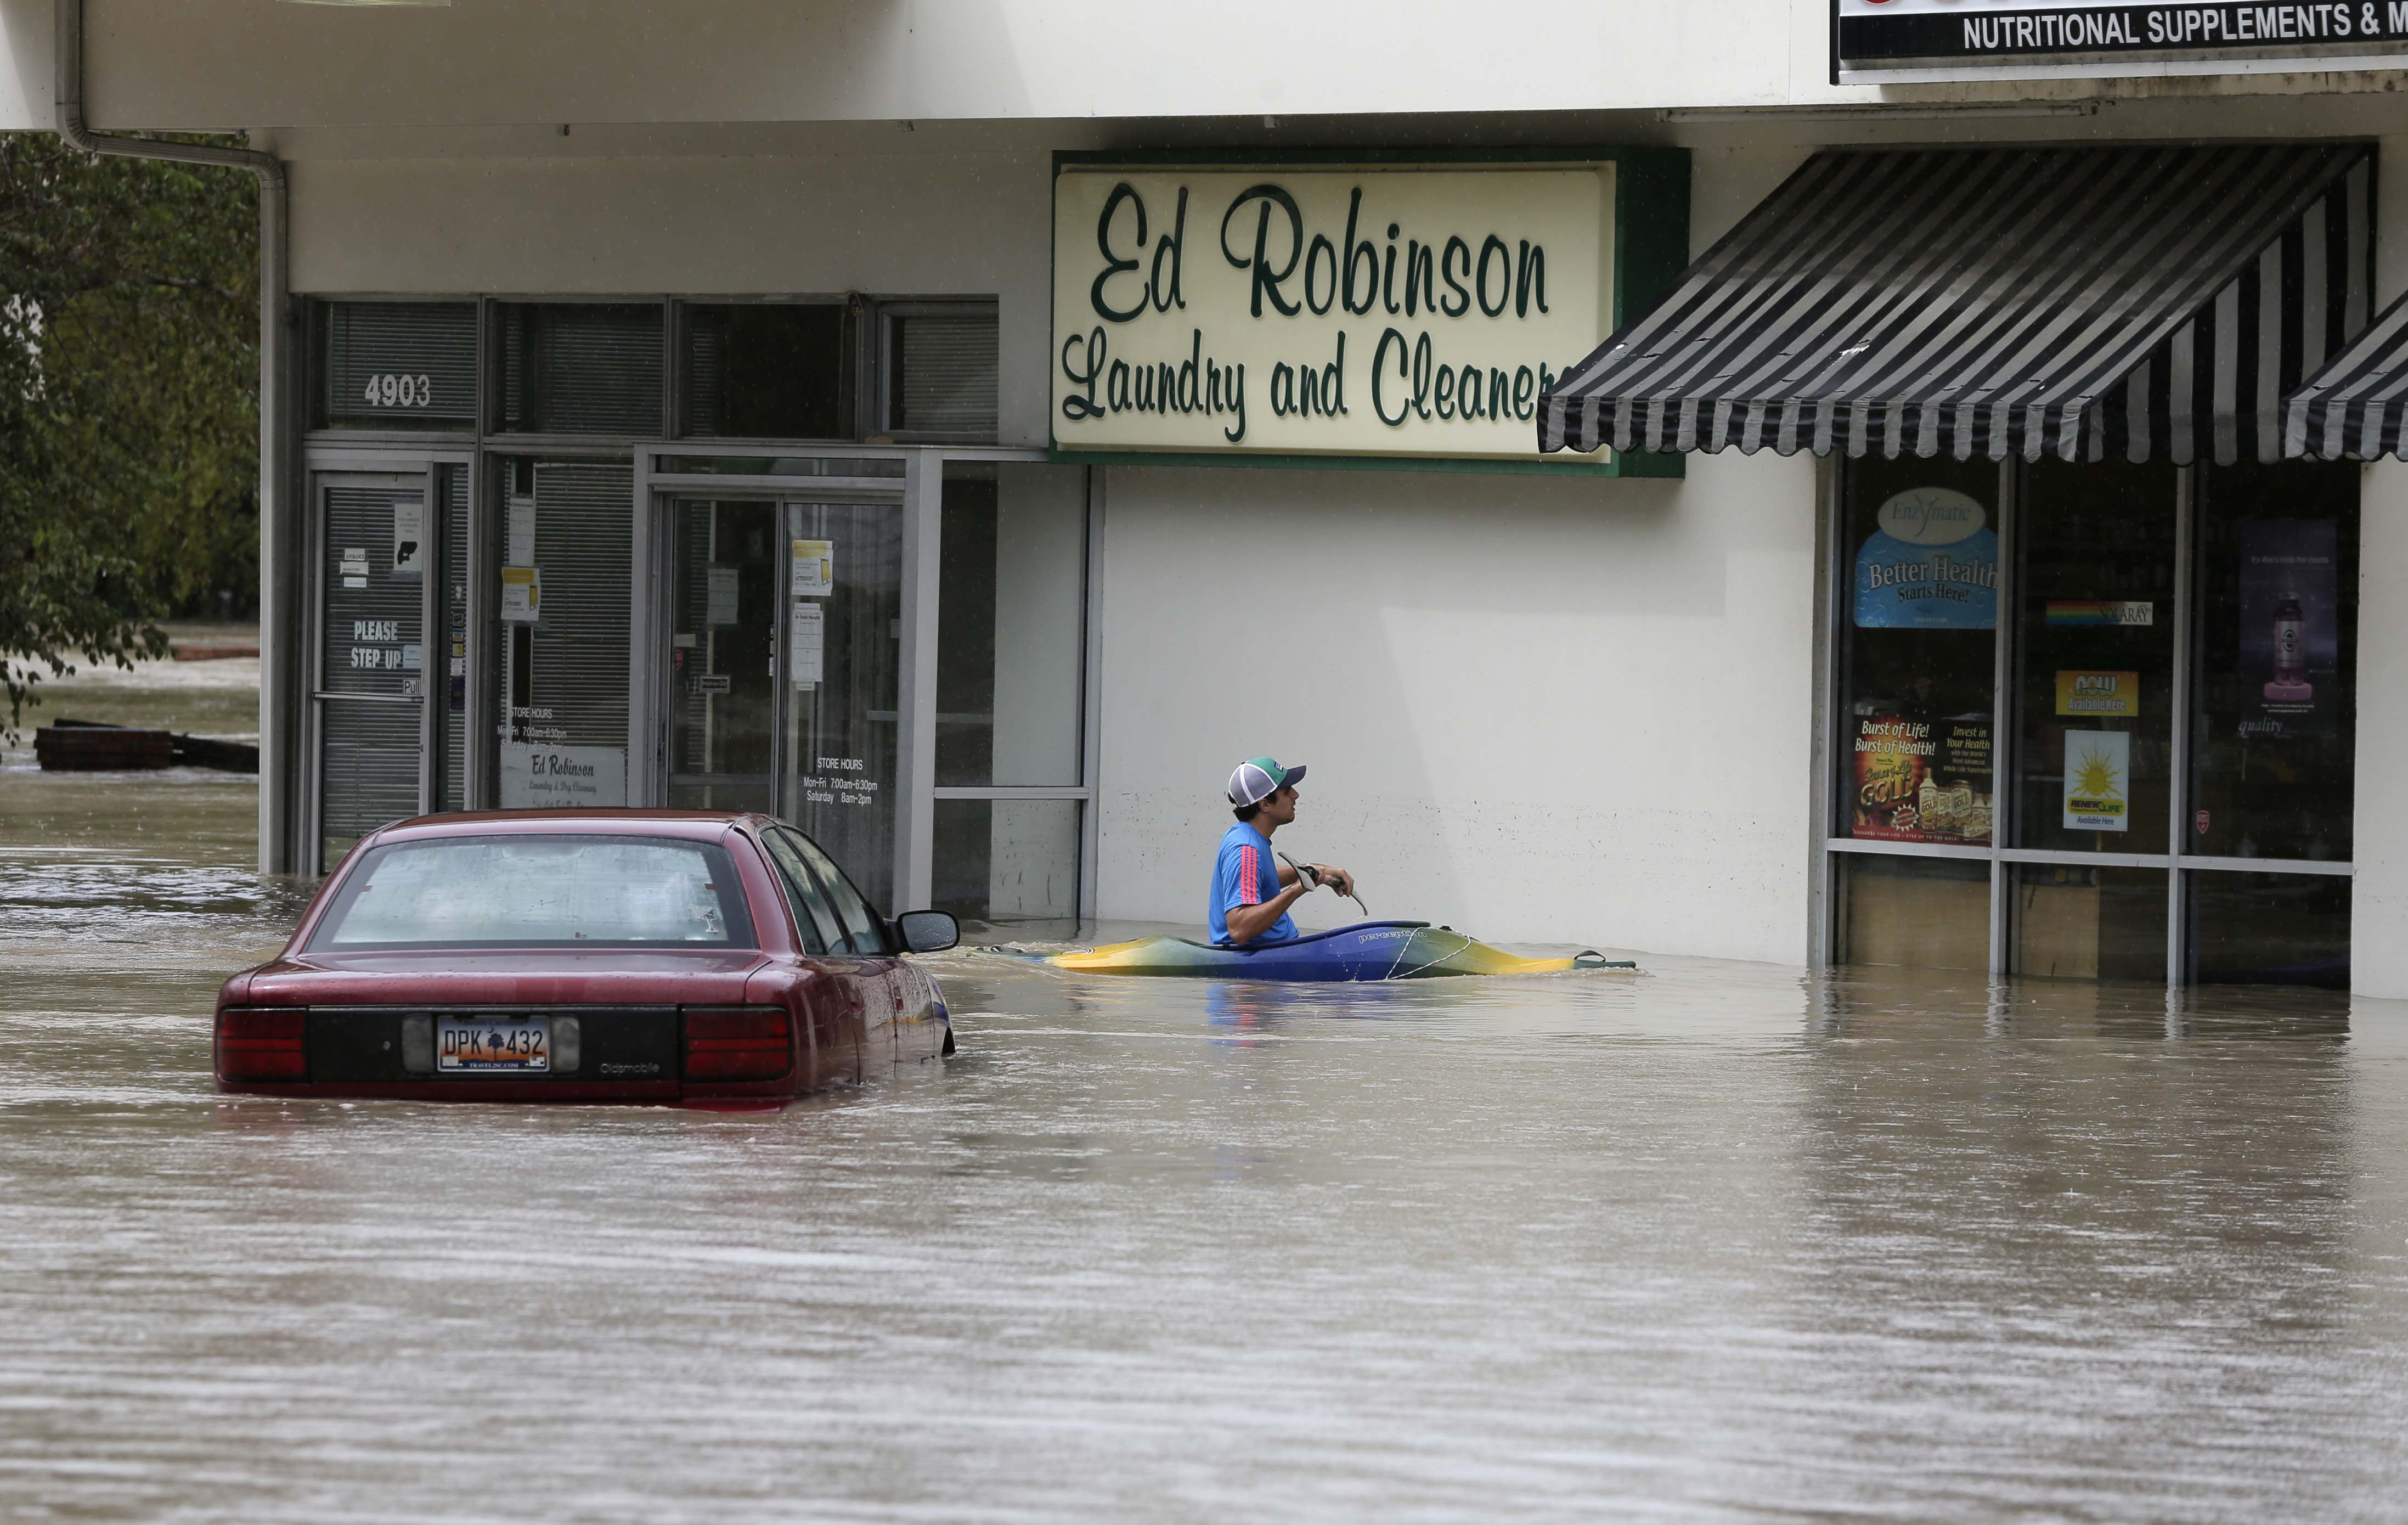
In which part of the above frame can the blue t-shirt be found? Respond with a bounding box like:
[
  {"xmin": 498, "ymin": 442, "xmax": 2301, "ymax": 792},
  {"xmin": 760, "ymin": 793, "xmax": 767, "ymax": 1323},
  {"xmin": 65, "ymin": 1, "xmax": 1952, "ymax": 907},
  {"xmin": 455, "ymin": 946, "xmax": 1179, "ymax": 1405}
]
[{"xmin": 1208, "ymin": 821, "xmax": 1295, "ymax": 946}]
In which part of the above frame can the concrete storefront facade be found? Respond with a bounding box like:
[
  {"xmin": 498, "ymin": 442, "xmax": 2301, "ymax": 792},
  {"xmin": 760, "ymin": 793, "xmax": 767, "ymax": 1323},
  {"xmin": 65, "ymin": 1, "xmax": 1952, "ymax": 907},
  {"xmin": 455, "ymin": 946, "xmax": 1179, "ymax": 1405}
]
[{"xmin": 12, "ymin": 1, "xmax": 2408, "ymax": 988}]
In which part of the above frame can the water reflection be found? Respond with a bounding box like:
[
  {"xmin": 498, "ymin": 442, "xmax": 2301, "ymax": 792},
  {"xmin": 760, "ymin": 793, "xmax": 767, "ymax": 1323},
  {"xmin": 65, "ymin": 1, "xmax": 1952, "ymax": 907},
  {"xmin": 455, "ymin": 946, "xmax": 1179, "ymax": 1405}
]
[{"xmin": 5, "ymin": 708, "xmax": 2408, "ymax": 1517}]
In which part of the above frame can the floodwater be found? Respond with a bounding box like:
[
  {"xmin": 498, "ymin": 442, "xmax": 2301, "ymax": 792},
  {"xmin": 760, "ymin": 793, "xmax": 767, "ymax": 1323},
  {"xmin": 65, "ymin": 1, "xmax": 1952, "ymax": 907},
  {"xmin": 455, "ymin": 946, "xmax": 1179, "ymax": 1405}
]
[{"xmin": 4, "ymin": 669, "xmax": 2408, "ymax": 1522}]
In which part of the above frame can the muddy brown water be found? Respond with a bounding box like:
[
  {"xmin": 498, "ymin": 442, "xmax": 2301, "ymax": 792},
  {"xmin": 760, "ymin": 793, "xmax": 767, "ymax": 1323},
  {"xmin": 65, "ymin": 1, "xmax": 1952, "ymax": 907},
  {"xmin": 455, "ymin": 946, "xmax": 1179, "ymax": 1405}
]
[{"xmin": 3, "ymin": 672, "xmax": 2406, "ymax": 1521}]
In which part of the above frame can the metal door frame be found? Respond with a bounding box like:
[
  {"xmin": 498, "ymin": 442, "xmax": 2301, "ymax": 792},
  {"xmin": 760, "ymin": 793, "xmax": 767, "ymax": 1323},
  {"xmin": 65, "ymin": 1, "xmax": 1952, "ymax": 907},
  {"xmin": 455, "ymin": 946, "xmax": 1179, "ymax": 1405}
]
[
  {"xmin": 641, "ymin": 449, "xmax": 915, "ymax": 898},
  {"xmin": 300, "ymin": 453, "xmax": 472, "ymax": 873},
  {"xmin": 641, "ymin": 443, "xmax": 1095, "ymax": 919}
]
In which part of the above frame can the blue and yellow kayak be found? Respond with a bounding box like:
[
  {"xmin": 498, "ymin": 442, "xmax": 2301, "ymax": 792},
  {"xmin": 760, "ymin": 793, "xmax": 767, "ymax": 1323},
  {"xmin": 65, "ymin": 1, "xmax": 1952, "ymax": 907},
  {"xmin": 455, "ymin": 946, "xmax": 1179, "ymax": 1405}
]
[{"xmin": 990, "ymin": 920, "xmax": 1634, "ymax": 981}]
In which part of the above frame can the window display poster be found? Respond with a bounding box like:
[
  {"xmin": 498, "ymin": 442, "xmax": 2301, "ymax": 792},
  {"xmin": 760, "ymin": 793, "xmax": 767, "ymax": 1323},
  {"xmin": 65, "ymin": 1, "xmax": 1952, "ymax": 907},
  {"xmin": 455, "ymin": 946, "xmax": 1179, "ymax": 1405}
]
[
  {"xmin": 2055, "ymin": 670, "xmax": 2139, "ymax": 717},
  {"xmin": 1853, "ymin": 487, "xmax": 1999, "ymax": 629},
  {"xmin": 1851, "ymin": 712, "xmax": 1993, "ymax": 843},
  {"xmin": 2061, "ymin": 729, "xmax": 2130, "ymax": 832},
  {"xmin": 2237, "ymin": 519, "xmax": 2338, "ymax": 739}
]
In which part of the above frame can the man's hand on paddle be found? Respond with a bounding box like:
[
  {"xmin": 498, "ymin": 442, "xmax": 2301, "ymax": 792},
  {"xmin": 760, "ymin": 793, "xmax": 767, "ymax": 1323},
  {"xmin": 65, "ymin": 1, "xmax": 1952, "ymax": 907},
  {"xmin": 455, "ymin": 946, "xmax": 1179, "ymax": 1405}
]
[{"xmin": 1280, "ymin": 860, "xmax": 1353, "ymax": 898}]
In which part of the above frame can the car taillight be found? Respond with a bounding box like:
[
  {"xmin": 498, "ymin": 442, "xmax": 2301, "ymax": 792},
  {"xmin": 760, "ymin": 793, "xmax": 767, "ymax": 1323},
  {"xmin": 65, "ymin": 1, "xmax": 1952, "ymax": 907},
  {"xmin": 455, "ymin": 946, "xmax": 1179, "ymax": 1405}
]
[
  {"xmin": 683, "ymin": 1006, "xmax": 792, "ymax": 1082},
  {"xmin": 217, "ymin": 1008, "xmax": 306, "ymax": 1081}
]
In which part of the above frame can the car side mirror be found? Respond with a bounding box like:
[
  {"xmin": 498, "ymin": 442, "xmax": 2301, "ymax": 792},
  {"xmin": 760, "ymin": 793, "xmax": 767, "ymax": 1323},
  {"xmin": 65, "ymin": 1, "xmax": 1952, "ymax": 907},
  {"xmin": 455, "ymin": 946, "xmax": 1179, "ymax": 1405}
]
[{"xmin": 894, "ymin": 909, "xmax": 959, "ymax": 954}]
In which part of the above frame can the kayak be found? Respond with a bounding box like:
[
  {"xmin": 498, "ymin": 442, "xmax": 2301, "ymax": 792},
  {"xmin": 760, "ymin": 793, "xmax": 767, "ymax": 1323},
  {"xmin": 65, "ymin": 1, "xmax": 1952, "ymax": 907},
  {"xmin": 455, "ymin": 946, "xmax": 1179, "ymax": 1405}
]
[{"xmin": 988, "ymin": 920, "xmax": 1635, "ymax": 981}]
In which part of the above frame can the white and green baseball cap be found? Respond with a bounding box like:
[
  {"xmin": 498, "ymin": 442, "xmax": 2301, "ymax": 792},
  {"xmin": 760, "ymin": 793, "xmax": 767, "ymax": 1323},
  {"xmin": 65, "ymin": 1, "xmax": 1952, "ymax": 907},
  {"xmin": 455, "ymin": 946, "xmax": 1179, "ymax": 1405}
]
[{"xmin": 1227, "ymin": 756, "xmax": 1306, "ymax": 807}]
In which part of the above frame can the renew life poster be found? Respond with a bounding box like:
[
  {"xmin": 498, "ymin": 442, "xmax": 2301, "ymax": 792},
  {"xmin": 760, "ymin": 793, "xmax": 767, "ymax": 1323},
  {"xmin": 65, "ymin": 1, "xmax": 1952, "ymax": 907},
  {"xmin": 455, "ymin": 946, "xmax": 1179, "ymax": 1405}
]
[{"xmin": 2237, "ymin": 520, "xmax": 2339, "ymax": 740}]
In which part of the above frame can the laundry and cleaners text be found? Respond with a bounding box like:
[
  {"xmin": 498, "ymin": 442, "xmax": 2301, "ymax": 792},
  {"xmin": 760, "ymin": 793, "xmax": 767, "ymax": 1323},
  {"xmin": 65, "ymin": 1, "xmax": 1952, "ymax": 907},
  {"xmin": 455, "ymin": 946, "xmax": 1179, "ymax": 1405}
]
[{"xmin": 1050, "ymin": 164, "xmax": 1612, "ymax": 460}]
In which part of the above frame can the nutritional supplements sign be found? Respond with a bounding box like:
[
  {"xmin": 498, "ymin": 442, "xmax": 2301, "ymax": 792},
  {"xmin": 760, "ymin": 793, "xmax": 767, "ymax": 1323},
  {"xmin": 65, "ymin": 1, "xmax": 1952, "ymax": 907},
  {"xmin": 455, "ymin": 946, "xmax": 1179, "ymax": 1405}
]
[
  {"xmin": 1051, "ymin": 157, "xmax": 1638, "ymax": 465},
  {"xmin": 1835, "ymin": 0, "xmax": 2408, "ymax": 81}
]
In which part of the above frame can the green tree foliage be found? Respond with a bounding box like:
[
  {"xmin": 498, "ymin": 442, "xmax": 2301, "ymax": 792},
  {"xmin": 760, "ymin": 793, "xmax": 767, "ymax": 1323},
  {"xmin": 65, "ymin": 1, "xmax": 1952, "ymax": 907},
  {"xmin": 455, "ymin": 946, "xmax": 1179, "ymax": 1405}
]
[{"xmin": 0, "ymin": 133, "xmax": 258, "ymax": 735}]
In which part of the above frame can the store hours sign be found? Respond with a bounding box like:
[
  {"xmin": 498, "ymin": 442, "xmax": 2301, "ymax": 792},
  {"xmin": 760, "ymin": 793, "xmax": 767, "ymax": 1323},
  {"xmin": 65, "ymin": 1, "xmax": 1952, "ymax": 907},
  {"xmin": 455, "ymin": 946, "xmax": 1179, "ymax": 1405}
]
[
  {"xmin": 1050, "ymin": 153, "xmax": 1685, "ymax": 472},
  {"xmin": 1837, "ymin": 0, "xmax": 2408, "ymax": 81}
]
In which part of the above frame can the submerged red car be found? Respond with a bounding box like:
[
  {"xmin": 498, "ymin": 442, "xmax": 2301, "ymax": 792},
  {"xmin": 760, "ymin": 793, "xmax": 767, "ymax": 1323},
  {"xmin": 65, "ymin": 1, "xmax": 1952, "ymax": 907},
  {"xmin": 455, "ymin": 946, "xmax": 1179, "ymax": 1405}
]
[{"xmin": 214, "ymin": 811, "xmax": 958, "ymax": 1103}]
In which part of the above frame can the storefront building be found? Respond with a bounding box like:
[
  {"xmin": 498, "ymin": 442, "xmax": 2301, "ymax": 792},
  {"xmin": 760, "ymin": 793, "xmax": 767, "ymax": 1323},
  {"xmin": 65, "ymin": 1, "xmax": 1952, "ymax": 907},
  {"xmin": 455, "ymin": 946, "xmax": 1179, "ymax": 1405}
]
[{"xmin": 24, "ymin": 0, "xmax": 2408, "ymax": 993}]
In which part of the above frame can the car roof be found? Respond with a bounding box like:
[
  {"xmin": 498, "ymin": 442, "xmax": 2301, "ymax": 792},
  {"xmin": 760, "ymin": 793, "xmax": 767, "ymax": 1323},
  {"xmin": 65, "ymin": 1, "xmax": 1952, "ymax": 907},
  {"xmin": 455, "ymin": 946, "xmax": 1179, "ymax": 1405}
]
[{"xmin": 370, "ymin": 809, "xmax": 769, "ymax": 845}]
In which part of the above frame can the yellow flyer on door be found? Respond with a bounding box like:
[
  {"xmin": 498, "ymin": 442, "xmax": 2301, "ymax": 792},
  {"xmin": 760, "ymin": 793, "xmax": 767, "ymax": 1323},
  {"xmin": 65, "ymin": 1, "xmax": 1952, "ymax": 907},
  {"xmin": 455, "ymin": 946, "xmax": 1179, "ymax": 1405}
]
[
  {"xmin": 791, "ymin": 539, "xmax": 833, "ymax": 598},
  {"xmin": 500, "ymin": 566, "xmax": 541, "ymax": 624}
]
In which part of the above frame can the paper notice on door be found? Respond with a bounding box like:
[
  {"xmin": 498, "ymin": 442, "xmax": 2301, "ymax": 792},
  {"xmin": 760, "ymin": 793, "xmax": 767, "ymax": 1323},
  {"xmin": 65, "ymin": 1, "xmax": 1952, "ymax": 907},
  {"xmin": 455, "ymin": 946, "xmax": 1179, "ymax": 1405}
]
[
  {"xmin": 706, "ymin": 565, "xmax": 741, "ymax": 626},
  {"xmin": 792, "ymin": 538, "xmax": 834, "ymax": 598},
  {"xmin": 506, "ymin": 494, "xmax": 537, "ymax": 566},
  {"xmin": 2061, "ymin": 729, "xmax": 2130, "ymax": 832},
  {"xmin": 789, "ymin": 600, "xmax": 825, "ymax": 689},
  {"xmin": 392, "ymin": 500, "xmax": 425, "ymax": 578},
  {"xmin": 498, "ymin": 743, "xmax": 628, "ymax": 808},
  {"xmin": 500, "ymin": 566, "xmax": 542, "ymax": 624}
]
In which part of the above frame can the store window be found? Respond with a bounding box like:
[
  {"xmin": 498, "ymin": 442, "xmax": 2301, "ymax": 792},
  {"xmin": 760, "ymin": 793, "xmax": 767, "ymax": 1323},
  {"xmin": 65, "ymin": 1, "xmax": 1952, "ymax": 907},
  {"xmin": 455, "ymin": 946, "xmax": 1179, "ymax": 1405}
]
[
  {"xmin": 882, "ymin": 302, "xmax": 999, "ymax": 440},
  {"xmin": 1827, "ymin": 456, "xmax": 2358, "ymax": 987},
  {"xmin": 1833, "ymin": 854, "xmax": 1988, "ymax": 972},
  {"xmin": 1835, "ymin": 455, "xmax": 1999, "ymax": 851},
  {"xmin": 932, "ymin": 460, "xmax": 1087, "ymax": 928},
  {"xmin": 313, "ymin": 301, "xmax": 477, "ymax": 432},
  {"xmin": 2013, "ymin": 863, "xmax": 2166, "ymax": 983},
  {"xmin": 680, "ymin": 303, "xmax": 855, "ymax": 440},
  {"xmin": 2187, "ymin": 870, "xmax": 2350, "ymax": 988},
  {"xmin": 492, "ymin": 302, "xmax": 664, "ymax": 435},
  {"xmin": 2015, "ymin": 459, "xmax": 2178, "ymax": 856},
  {"xmin": 2190, "ymin": 463, "xmax": 2359, "ymax": 863}
]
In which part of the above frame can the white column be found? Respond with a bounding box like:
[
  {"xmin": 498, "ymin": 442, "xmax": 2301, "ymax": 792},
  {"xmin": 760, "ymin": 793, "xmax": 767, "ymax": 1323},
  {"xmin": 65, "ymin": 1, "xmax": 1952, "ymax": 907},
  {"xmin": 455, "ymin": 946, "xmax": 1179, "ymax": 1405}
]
[{"xmin": 2350, "ymin": 140, "xmax": 2408, "ymax": 998}]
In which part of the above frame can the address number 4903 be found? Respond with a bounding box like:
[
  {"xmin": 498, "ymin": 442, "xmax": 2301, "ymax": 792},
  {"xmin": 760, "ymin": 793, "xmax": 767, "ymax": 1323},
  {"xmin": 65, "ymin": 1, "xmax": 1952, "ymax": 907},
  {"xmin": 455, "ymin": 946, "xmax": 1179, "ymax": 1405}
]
[{"xmin": 364, "ymin": 373, "xmax": 436, "ymax": 408}]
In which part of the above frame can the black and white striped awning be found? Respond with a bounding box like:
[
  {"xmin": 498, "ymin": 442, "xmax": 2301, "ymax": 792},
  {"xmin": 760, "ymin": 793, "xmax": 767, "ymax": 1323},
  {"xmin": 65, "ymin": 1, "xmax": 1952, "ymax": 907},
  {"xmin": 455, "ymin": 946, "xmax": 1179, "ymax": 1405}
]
[
  {"xmin": 1539, "ymin": 143, "xmax": 2371, "ymax": 465},
  {"xmin": 2283, "ymin": 288, "xmax": 2408, "ymax": 459}
]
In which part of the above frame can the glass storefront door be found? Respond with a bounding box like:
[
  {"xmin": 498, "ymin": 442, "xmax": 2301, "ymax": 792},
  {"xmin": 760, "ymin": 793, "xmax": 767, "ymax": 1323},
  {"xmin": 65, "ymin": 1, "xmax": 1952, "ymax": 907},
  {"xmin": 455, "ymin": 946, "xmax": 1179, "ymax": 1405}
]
[
  {"xmin": 311, "ymin": 464, "xmax": 472, "ymax": 870},
  {"xmin": 314, "ymin": 474, "xmax": 430, "ymax": 870},
  {"xmin": 491, "ymin": 458, "xmax": 636, "ymax": 812},
  {"xmin": 668, "ymin": 500, "xmax": 780, "ymax": 814},
  {"xmin": 665, "ymin": 494, "xmax": 903, "ymax": 909}
]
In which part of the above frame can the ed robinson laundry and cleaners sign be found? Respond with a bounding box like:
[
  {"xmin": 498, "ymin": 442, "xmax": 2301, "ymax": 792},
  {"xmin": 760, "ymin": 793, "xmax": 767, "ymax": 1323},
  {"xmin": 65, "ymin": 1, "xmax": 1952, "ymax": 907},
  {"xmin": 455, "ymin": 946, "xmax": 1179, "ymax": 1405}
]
[
  {"xmin": 1835, "ymin": 0, "xmax": 2408, "ymax": 81},
  {"xmin": 1049, "ymin": 151, "xmax": 1688, "ymax": 474}
]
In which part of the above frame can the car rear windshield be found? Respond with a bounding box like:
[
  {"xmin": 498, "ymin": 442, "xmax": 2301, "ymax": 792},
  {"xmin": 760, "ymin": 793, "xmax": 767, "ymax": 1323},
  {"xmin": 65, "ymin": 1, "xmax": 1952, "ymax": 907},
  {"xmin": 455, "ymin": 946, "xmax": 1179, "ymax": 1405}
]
[{"xmin": 308, "ymin": 835, "xmax": 755, "ymax": 950}]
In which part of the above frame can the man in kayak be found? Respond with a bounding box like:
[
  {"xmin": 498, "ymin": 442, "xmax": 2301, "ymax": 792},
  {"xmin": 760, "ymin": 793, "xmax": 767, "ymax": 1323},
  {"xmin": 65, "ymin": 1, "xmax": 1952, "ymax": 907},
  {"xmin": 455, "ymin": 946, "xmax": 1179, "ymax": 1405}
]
[{"xmin": 1210, "ymin": 756, "xmax": 1356, "ymax": 947}]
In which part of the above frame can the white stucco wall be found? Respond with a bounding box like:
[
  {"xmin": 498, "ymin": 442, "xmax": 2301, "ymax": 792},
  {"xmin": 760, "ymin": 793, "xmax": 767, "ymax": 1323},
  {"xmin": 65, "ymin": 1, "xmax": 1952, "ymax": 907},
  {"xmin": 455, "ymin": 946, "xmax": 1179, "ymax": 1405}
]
[
  {"xmin": 1091, "ymin": 452, "xmax": 1819, "ymax": 957},
  {"xmin": 2346, "ymin": 138, "xmax": 2408, "ymax": 1000},
  {"xmin": 22, "ymin": 0, "xmax": 1830, "ymax": 134}
]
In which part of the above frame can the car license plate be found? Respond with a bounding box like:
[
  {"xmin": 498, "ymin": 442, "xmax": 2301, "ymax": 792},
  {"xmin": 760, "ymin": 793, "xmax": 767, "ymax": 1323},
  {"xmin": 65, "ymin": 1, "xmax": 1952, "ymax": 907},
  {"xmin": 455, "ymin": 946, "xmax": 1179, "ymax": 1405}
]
[{"xmin": 437, "ymin": 1016, "xmax": 549, "ymax": 1073}]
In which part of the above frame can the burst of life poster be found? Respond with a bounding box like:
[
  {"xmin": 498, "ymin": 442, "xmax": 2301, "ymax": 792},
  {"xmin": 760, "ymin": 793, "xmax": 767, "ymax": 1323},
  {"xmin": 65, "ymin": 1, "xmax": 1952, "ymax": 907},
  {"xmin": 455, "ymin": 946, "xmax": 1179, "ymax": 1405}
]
[
  {"xmin": 1851, "ymin": 712, "xmax": 1993, "ymax": 843},
  {"xmin": 2061, "ymin": 729, "xmax": 2130, "ymax": 832},
  {"xmin": 2237, "ymin": 519, "xmax": 2338, "ymax": 739}
]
